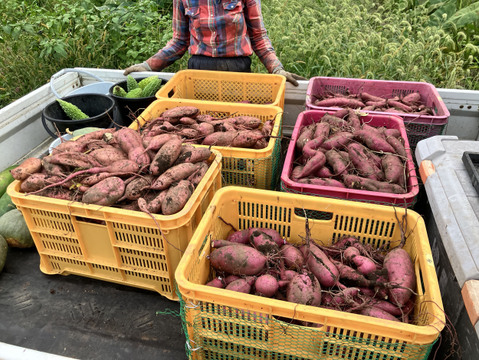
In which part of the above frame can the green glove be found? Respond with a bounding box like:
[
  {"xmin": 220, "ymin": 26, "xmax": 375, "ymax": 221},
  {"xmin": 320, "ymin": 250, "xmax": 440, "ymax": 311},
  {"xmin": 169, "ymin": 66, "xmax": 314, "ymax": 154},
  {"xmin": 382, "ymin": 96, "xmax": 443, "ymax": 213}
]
[
  {"xmin": 273, "ymin": 68, "xmax": 307, "ymax": 87},
  {"xmin": 123, "ymin": 61, "xmax": 151, "ymax": 76}
]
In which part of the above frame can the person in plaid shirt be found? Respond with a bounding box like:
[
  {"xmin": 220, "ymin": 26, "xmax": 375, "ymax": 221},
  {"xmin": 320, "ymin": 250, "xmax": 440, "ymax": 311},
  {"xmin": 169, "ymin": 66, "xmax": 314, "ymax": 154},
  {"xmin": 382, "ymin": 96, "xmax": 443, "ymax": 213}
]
[{"xmin": 123, "ymin": 0, "xmax": 305, "ymax": 86}]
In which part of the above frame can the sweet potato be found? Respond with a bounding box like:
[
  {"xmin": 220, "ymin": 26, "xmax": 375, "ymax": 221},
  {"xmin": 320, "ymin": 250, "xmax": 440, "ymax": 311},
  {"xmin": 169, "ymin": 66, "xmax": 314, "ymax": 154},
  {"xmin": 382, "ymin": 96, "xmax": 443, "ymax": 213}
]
[
  {"xmin": 355, "ymin": 129, "xmax": 395, "ymax": 153},
  {"xmin": 320, "ymin": 131, "xmax": 354, "ymax": 151},
  {"xmin": 209, "ymin": 245, "xmax": 267, "ymax": 276},
  {"xmin": 359, "ymin": 92, "xmax": 386, "ymax": 103},
  {"xmin": 297, "ymin": 178, "xmax": 346, "ymax": 188},
  {"xmin": 250, "ymin": 228, "xmax": 285, "ymax": 247},
  {"xmin": 187, "ymin": 162, "xmax": 210, "ymax": 187},
  {"xmin": 301, "ymin": 243, "xmax": 339, "ymax": 287},
  {"xmin": 386, "ymin": 135, "xmax": 407, "ymax": 159},
  {"xmin": 202, "ymin": 131, "xmax": 238, "ymax": 146},
  {"xmin": 286, "ymin": 272, "xmax": 322, "ymax": 306},
  {"xmin": 343, "ymin": 246, "xmax": 377, "ymax": 275},
  {"xmin": 226, "ymin": 229, "xmax": 251, "ymax": 244},
  {"xmin": 383, "ymin": 247, "xmax": 416, "ymax": 307},
  {"xmin": 359, "ymin": 306, "xmax": 399, "ymax": 322},
  {"xmin": 347, "ymin": 143, "xmax": 380, "ymax": 180},
  {"xmin": 381, "ymin": 154, "xmax": 405, "ymax": 186},
  {"xmin": 81, "ymin": 176, "xmax": 125, "ymax": 206},
  {"xmin": 176, "ymin": 147, "xmax": 212, "ymax": 164},
  {"xmin": 232, "ymin": 130, "xmax": 263, "ymax": 148},
  {"xmin": 314, "ymin": 166, "xmax": 334, "ymax": 178},
  {"xmin": 45, "ymin": 152, "xmax": 99, "ymax": 169},
  {"xmin": 314, "ymin": 97, "xmax": 365, "ymax": 108},
  {"xmin": 281, "ymin": 244, "xmax": 305, "ymax": 270},
  {"xmin": 142, "ymin": 133, "xmax": 177, "ymax": 153},
  {"xmin": 250, "ymin": 230, "xmax": 279, "ymax": 255},
  {"xmin": 254, "ymin": 274, "xmax": 279, "ymax": 297},
  {"xmin": 325, "ymin": 149, "xmax": 349, "ymax": 176},
  {"xmin": 206, "ymin": 277, "xmax": 225, "ymax": 288},
  {"xmin": 320, "ymin": 114, "xmax": 349, "ymax": 129},
  {"xmin": 233, "ymin": 116, "xmax": 263, "ymax": 129},
  {"xmin": 161, "ymin": 179, "xmax": 194, "ymax": 215},
  {"xmin": 193, "ymin": 122, "xmax": 215, "ymax": 138},
  {"xmin": 161, "ymin": 106, "xmax": 199, "ymax": 120},
  {"xmin": 89, "ymin": 146, "xmax": 128, "ymax": 166},
  {"xmin": 297, "ymin": 151, "xmax": 326, "ymax": 178},
  {"xmin": 150, "ymin": 137, "xmax": 183, "ymax": 175},
  {"xmin": 296, "ymin": 124, "xmax": 316, "ymax": 150},
  {"xmin": 401, "ymin": 92, "xmax": 421, "ymax": 106},
  {"xmin": 113, "ymin": 128, "xmax": 150, "ymax": 167},
  {"xmin": 11, "ymin": 157, "xmax": 43, "ymax": 180},
  {"xmin": 138, "ymin": 190, "xmax": 167, "ymax": 214},
  {"xmin": 20, "ymin": 174, "xmax": 62, "ymax": 193},
  {"xmin": 226, "ymin": 276, "xmax": 255, "ymax": 294},
  {"xmin": 120, "ymin": 175, "xmax": 154, "ymax": 201},
  {"xmin": 150, "ymin": 162, "xmax": 200, "ymax": 190}
]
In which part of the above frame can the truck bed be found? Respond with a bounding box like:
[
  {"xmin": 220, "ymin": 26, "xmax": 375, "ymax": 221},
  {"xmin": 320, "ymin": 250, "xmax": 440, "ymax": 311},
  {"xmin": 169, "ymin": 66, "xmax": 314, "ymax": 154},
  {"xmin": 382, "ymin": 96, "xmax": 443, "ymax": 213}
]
[
  {"xmin": 1, "ymin": 247, "xmax": 185, "ymax": 360},
  {"xmin": 1, "ymin": 68, "xmax": 478, "ymax": 359}
]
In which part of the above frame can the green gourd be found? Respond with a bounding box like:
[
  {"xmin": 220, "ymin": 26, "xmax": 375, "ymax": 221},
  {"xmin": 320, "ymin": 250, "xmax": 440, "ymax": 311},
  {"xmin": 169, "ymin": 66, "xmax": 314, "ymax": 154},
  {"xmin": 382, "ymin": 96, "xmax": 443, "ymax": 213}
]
[
  {"xmin": 57, "ymin": 99, "xmax": 89, "ymax": 120},
  {"xmin": 112, "ymin": 85, "xmax": 128, "ymax": 97},
  {"xmin": 0, "ymin": 165, "xmax": 16, "ymax": 198},
  {"xmin": 126, "ymin": 75, "xmax": 139, "ymax": 92},
  {"xmin": 0, "ymin": 234, "xmax": 7, "ymax": 273},
  {"xmin": 0, "ymin": 209, "xmax": 34, "ymax": 248},
  {"xmin": 138, "ymin": 75, "xmax": 159, "ymax": 89},
  {"xmin": 125, "ymin": 88, "xmax": 143, "ymax": 98},
  {"xmin": 0, "ymin": 191, "xmax": 15, "ymax": 218},
  {"xmin": 141, "ymin": 77, "xmax": 162, "ymax": 97}
]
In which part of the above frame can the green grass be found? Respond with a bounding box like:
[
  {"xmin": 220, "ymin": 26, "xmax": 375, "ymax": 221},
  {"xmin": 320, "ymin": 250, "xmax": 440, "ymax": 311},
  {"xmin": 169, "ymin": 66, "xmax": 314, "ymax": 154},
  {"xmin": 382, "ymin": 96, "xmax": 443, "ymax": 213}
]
[{"xmin": 1, "ymin": 0, "xmax": 478, "ymax": 108}]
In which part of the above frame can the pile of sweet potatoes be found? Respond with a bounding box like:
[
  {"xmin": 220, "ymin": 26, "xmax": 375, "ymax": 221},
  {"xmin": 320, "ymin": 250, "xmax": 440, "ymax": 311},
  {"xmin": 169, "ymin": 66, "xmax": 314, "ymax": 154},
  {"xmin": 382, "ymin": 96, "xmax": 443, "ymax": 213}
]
[
  {"xmin": 289, "ymin": 109, "xmax": 411, "ymax": 195},
  {"xmin": 206, "ymin": 227, "xmax": 416, "ymax": 324},
  {"xmin": 312, "ymin": 91, "xmax": 433, "ymax": 115},
  {"xmin": 138, "ymin": 105, "xmax": 275, "ymax": 149},
  {"xmin": 11, "ymin": 126, "xmax": 217, "ymax": 216}
]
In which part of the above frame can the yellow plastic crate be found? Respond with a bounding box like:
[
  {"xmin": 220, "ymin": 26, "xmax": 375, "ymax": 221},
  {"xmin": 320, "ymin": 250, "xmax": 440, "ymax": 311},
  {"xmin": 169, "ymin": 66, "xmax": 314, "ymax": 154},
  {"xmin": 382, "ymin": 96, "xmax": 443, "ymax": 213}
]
[
  {"xmin": 175, "ymin": 187, "xmax": 445, "ymax": 360},
  {"xmin": 155, "ymin": 70, "xmax": 286, "ymax": 109},
  {"xmin": 130, "ymin": 99, "xmax": 283, "ymax": 190},
  {"xmin": 7, "ymin": 150, "xmax": 222, "ymax": 301}
]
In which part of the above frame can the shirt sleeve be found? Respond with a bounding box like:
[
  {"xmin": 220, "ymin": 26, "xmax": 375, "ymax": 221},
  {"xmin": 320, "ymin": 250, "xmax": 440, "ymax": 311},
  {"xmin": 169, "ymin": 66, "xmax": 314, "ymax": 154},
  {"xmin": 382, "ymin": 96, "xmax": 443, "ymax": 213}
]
[
  {"xmin": 146, "ymin": 0, "xmax": 190, "ymax": 71},
  {"xmin": 243, "ymin": 0, "xmax": 283, "ymax": 73}
]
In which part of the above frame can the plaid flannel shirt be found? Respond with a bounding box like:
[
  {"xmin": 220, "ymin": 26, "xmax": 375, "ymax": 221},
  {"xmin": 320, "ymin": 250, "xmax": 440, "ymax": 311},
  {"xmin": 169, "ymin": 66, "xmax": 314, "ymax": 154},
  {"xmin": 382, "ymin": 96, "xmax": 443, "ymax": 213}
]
[{"xmin": 146, "ymin": 0, "xmax": 283, "ymax": 73}]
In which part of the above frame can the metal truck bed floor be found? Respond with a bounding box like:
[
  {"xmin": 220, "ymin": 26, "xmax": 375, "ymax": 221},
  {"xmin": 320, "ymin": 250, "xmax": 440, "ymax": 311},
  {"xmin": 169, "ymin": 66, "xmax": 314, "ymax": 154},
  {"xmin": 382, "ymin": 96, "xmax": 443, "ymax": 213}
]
[{"xmin": 0, "ymin": 248, "xmax": 186, "ymax": 360}]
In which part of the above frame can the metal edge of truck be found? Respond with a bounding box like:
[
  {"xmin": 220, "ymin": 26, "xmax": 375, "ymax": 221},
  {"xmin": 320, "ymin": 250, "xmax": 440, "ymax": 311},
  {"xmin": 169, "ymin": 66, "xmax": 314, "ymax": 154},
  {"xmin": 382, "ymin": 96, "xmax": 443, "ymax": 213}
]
[{"xmin": 0, "ymin": 67, "xmax": 478, "ymax": 359}]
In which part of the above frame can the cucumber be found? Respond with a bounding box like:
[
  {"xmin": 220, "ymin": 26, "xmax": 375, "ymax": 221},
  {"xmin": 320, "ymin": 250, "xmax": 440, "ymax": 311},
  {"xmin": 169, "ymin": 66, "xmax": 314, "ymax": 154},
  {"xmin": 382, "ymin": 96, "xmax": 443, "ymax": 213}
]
[{"xmin": 0, "ymin": 165, "xmax": 16, "ymax": 198}]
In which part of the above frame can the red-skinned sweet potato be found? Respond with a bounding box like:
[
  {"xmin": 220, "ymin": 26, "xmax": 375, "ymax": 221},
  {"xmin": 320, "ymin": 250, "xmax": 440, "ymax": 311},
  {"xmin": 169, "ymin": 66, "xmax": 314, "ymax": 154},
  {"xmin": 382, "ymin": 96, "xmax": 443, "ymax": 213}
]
[
  {"xmin": 81, "ymin": 176, "xmax": 125, "ymax": 206},
  {"xmin": 11, "ymin": 157, "xmax": 43, "ymax": 180},
  {"xmin": 209, "ymin": 245, "xmax": 267, "ymax": 276}
]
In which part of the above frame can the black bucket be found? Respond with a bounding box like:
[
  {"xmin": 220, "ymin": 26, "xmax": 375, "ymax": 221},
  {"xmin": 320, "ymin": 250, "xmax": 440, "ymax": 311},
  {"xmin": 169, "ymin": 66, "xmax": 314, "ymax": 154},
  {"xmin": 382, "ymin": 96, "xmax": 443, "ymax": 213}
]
[
  {"xmin": 42, "ymin": 94, "xmax": 115, "ymax": 138},
  {"xmin": 109, "ymin": 76, "xmax": 167, "ymax": 127}
]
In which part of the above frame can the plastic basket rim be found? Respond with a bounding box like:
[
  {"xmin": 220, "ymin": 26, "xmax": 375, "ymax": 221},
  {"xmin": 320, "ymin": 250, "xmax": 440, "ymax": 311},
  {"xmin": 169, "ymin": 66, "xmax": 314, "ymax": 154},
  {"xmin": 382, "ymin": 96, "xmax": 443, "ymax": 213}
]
[
  {"xmin": 280, "ymin": 110, "xmax": 420, "ymax": 205},
  {"xmin": 7, "ymin": 149, "xmax": 223, "ymax": 230},
  {"xmin": 175, "ymin": 186, "xmax": 445, "ymax": 344},
  {"xmin": 130, "ymin": 99, "xmax": 284, "ymax": 159},
  {"xmin": 155, "ymin": 69, "xmax": 287, "ymax": 107},
  {"xmin": 305, "ymin": 76, "xmax": 450, "ymax": 122}
]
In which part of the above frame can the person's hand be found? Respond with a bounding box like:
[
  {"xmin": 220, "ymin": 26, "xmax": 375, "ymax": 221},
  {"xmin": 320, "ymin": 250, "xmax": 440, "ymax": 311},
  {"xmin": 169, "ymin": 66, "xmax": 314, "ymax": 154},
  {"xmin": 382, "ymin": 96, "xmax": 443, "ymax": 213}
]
[
  {"xmin": 273, "ymin": 68, "xmax": 307, "ymax": 87},
  {"xmin": 123, "ymin": 62, "xmax": 151, "ymax": 76}
]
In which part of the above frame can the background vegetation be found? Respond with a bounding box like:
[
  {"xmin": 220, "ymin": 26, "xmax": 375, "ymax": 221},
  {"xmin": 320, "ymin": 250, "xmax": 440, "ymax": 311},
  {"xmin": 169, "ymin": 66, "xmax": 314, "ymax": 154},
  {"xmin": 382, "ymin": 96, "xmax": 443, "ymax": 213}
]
[{"xmin": 1, "ymin": 0, "xmax": 478, "ymax": 108}]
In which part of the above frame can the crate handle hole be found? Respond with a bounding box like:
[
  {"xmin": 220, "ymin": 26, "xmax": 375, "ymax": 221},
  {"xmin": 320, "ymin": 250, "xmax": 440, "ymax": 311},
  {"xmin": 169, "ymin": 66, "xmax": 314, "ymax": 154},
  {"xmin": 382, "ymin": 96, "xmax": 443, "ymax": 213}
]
[{"xmin": 294, "ymin": 208, "xmax": 333, "ymax": 221}]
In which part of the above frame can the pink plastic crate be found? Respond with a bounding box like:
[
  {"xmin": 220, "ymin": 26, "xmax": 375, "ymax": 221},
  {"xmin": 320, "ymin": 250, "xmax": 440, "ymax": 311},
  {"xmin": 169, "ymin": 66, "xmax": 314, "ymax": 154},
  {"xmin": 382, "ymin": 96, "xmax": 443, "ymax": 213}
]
[
  {"xmin": 306, "ymin": 77, "xmax": 450, "ymax": 125},
  {"xmin": 280, "ymin": 110, "xmax": 420, "ymax": 207}
]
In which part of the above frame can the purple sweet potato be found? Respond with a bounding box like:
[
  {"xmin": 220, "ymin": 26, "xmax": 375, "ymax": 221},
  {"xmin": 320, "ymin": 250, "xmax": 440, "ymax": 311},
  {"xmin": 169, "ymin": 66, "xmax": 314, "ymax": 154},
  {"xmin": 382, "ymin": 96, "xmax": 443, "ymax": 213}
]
[
  {"xmin": 209, "ymin": 245, "xmax": 267, "ymax": 276},
  {"xmin": 81, "ymin": 176, "xmax": 125, "ymax": 206}
]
